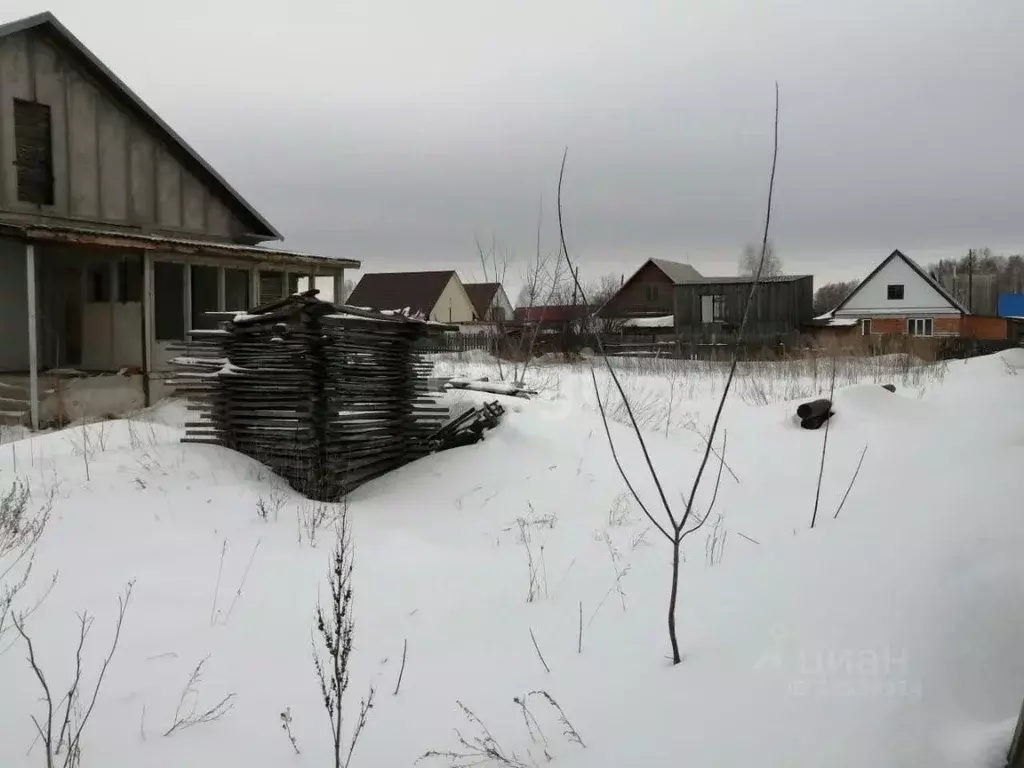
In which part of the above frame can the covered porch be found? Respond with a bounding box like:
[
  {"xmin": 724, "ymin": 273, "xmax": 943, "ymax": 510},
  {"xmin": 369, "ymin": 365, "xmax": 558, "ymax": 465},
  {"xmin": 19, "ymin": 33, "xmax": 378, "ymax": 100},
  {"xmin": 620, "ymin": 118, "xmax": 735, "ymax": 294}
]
[{"xmin": 0, "ymin": 223, "xmax": 357, "ymax": 428}]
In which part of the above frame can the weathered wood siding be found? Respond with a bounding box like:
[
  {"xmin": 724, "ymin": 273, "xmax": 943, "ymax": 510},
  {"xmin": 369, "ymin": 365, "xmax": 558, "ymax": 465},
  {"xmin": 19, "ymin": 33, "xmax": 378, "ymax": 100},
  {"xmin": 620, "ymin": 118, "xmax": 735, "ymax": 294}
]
[
  {"xmin": 600, "ymin": 261, "xmax": 674, "ymax": 317},
  {"xmin": 674, "ymin": 277, "xmax": 813, "ymax": 337},
  {"xmin": 0, "ymin": 28, "xmax": 251, "ymax": 240}
]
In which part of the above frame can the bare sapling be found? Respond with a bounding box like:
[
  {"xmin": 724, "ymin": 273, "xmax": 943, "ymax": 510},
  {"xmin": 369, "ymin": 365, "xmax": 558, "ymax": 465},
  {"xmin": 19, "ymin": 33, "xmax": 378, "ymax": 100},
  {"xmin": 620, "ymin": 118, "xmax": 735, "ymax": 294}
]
[
  {"xmin": 313, "ymin": 512, "xmax": 375, "ymax": 768},
  {"xmin": 14, "ymin": 581, "xmax": 134, "ymax": 768},
  {"xmin": 162, "ymin": 655, "xmax": 236, "ymax": 737},
  {"xmin": 557, "ymin": 83, "xmax": 780, "ymax": 664}
]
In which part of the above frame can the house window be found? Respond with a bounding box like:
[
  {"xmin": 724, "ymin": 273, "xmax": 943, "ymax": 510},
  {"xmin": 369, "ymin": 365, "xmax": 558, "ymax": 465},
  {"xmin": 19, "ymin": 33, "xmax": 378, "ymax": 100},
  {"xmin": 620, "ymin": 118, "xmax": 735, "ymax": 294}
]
[
  {"xmin": 860, "ymin": 319, "xmax": 871, "ymax": 336},
  {"xmin": 224, "ymin": 268, "xmax": 250, "ymax": 311},
  {"xmin": 154, "ymin": 262, "xmax": 185, "ymax": 341},
  {"xmin": 887, "ymin": 284, "xmax": 905, "ymax": 300},
  {"xmin": 712, "ymin": 294, "xmax": 726, "ymax": 322},
  {"xmin": 907, "ymin": 318, "xmax": 933, "ymax": 337},
  {"xmin": 87, "ymin": 264, "xmax": 111, "ymax": 303},
  {"xmin": 644, "ymin": 284, "xmax": 660, "ymax": 302},
  {"xmin": 191, "ymin": 265, "xmax": 220, "ymax": 330},
  {"xmin": 117, "ymin": 257, "xmax": 143, "ymax": 303},
  {"xmin": 13, "ymin": 99, "xmax": 55, "ymax": 206}
]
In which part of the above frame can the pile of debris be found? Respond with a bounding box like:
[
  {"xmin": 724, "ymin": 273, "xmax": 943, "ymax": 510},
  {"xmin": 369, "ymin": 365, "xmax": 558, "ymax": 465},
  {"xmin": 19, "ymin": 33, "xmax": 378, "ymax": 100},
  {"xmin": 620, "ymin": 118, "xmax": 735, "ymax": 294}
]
[{"xmin": 427, "ymin": 400, "xmax": 505, "ymax": 451}]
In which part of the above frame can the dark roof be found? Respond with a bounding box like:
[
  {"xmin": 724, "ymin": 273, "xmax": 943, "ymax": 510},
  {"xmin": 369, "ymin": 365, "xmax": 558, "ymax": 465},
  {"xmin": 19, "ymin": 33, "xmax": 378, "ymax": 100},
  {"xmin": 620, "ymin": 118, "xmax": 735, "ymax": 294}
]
[
  {"xmin": 0, "ymin": 12, "xmax": 281, "ymax": 242},
  {"xmin": 834, "ymin": 249, "xmax": 968, "ymax": 315},
  {"xmin": 682, "ymin": 274, "xmax": 812, "ymax": 285},
  {"xmin": 463, "ymin": 282, "xmax": 501, "ymax": 318},
  {"xmin": 649, "ymin": 259, "xmax": 704, "ymax": 283},
  {"xmin": 514, "ymin": 305, "xmax": 594, "ymax": 323},
  {"xmin": 346, "ymin": 271, "xmax": 457, "ymax": 316}
]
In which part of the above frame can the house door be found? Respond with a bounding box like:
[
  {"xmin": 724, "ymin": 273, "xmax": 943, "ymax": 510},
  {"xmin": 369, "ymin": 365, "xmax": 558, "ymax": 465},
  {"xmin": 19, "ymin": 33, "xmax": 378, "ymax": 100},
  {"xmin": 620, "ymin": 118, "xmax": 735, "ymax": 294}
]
[{"xmin": 701, "ymin": 295, "xmax": 714, "ymax": 324}]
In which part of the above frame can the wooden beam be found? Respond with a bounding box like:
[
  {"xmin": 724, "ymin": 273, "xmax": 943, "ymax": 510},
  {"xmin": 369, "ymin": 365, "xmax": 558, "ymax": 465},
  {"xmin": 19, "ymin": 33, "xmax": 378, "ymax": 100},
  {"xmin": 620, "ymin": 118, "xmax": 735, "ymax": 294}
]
[
  {"xmin": 142, "ymin": 251, "xmax": 154, "ymax": 406},
  {"xmin": 26, "ymin": 242, "xmax": 39, "ymax": 430}
]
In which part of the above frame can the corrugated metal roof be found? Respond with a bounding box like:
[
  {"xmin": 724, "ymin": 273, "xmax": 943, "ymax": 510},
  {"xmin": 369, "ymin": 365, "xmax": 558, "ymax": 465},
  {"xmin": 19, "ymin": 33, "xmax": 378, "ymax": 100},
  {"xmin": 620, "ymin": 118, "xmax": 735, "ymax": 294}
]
[
  {"xmin": 649, "ymin": 258, "xmax": 704, "ymax": 283},
  {"xmin": 680, "ymin": 274, "xmax": 812, "ymax": 285},
  {"xmin": 0, "ymin": 12, "xmax": 282, "ymax": 242}
]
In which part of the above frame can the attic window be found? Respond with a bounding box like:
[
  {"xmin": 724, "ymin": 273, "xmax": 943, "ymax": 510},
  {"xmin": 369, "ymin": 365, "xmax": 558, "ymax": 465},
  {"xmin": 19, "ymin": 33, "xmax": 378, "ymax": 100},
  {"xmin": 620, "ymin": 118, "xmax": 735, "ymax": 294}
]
[
  {"xmin": 13, "ymin": 99, "xmax": 55, "ymax": 206},
  {"xmin": 645, "ymin": 284, "xmax": 660, "ymax": 302},
  {"xmin": 887, "ymin": 284, "xmax": 905, "ymax": 300}
]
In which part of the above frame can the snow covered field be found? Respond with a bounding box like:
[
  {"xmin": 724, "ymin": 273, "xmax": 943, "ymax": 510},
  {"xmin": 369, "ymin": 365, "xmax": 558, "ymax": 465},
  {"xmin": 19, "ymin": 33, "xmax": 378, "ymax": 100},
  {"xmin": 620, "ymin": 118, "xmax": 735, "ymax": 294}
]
[{"xmin": 2, "ymin": 349, "xmax": 1024, "ymax": 767}]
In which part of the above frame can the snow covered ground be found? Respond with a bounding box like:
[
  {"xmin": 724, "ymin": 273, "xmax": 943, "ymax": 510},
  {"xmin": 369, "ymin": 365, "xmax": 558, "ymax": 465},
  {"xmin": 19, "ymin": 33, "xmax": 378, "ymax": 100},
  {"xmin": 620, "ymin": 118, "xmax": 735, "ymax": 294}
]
[{"xmin": 2, "ymin": 349, "xmax": 1023, "ymax": 767}]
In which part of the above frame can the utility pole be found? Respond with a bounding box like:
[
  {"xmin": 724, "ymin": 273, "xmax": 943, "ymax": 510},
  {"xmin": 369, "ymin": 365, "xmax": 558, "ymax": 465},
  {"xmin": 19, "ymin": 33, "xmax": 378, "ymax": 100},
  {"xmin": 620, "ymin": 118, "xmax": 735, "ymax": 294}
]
[{"xmin": 969, "ymin": 249, "xmax": 976, "ymax": 313}]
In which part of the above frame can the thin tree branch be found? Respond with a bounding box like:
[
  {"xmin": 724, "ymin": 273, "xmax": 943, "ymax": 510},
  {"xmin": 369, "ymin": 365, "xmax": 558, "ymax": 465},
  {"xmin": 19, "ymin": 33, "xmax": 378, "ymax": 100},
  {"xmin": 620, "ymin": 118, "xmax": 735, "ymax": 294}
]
[
  {"xmin": 810, "ymin": 357, "xmax": 837, "ymax": 529},
  {"xmin": 557, "ymin": 149, "xmax": 680, "ymax": 531},
  {"xmin": 677, "ymin": 82, "xmax": 780, "ymax": 536},
  {"xmin": 589, "ymin": 367, "xmax": 672, "ymax": 542},
  {"xmin": 833, "ymin": 444, "xmax": 869, "ymax": 520}
]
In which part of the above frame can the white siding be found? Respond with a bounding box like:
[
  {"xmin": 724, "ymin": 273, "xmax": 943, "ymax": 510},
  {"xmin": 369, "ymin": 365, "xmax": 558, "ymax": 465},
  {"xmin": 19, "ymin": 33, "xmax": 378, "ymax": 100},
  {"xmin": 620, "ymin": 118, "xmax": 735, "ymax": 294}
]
[
  {"xmin": 429, "ymin": 276, "xmax": 476, "ymax": 323},
  {"xmin": 834, "ymin": 255, "xmax": 960, "ymax": 317},
  {"xmin": 491, "ymin": 287, "xmax": 514, "ymax": 320}
]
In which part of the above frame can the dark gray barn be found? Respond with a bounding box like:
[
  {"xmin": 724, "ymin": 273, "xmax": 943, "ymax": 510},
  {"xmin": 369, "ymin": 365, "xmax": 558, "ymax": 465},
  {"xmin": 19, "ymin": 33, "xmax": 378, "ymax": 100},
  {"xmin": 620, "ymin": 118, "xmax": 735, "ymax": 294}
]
[{"xmin": 673, "ymin": 275, "xmax": 814, "ymax": 339}]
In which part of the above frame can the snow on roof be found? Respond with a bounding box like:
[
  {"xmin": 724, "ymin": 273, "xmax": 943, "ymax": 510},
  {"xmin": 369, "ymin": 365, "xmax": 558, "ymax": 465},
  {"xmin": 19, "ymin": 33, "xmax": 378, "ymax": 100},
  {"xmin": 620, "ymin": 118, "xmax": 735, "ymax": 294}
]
[{"xmin": 622, "ymin": 315, "xmax": 675, "ymax": 328}]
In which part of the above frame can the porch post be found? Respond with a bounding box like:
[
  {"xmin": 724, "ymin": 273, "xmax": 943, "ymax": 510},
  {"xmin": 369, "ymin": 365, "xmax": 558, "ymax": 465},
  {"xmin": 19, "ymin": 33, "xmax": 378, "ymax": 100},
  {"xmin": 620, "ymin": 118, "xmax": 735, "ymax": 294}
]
[
  {"xmin": 25, "ymin": 242, "xmax": 39, "ymax": 430},
  {"xmin": 142, "ymin": 253, "xmax": 154, "ymax": 407}
]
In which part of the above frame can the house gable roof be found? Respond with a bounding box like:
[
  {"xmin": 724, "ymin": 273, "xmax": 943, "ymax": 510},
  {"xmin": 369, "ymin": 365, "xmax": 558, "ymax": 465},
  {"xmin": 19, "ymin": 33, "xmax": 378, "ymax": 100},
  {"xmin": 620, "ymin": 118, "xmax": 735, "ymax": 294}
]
[
  {"xmin": 346, "ymin": 271, "xmax": 458, "ymax": 317},
  {"xmin": 648, "ymin": 258, "xmax": 704, "ymax": 284},
  {"xmin": 833, "ymin": 249, "xmax": 968, "ymax": 315},
  {"xmin": 596, "ymin": 257, "xmax": 703, "ymax": 317},
  {"xmin": 0, "ymin": 12, "xmax": 281, "ymax": 242},
  {"xmin": 463, "ymin": 282, "xmax": 501, "ymax": 318}
]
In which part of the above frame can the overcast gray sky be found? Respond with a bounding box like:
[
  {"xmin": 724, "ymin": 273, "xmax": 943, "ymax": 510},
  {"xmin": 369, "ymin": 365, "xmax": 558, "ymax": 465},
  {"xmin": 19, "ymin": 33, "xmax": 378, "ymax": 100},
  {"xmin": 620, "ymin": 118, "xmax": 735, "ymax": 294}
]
[{"xmin": 10, "ymin": 0, "xmax": 1024, "ymax": 292}]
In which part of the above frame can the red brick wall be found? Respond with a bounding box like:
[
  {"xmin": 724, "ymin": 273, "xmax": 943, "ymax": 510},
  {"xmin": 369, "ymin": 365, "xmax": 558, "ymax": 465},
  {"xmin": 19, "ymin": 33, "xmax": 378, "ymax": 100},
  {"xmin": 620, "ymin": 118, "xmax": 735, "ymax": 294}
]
[{"xmin": 961, "ymin": 315, "xmax": 1008, "ymax": 340}]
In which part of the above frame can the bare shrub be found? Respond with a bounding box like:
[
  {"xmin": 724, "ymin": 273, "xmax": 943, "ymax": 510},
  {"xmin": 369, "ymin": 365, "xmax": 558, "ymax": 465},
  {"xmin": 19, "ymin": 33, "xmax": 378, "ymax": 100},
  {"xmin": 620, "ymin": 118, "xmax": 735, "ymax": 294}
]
[
  {"xmin": 280, "ymin": 706, "xmax": 300, "ymax": 754},
  {"xmin": 162, "ymin": 656, "xmax": 236, "ymax": 737},
  {"xmin": 313, "ymin": 513, "xmax": 375, "ymax": 768},
  {"xmin": 301, "ymin": 501, "xmax": 336, "ymax": 548},
  {"xmin": 1, "ymin": 479, "xmax": 54, "ymax": 650},
  {"xmin": 419, "ymin": 693, "xmax": 584, "ymax": 767},
  {"xmin": 15, "ymin": 581, "xmax": 134, "ymax": 768}
]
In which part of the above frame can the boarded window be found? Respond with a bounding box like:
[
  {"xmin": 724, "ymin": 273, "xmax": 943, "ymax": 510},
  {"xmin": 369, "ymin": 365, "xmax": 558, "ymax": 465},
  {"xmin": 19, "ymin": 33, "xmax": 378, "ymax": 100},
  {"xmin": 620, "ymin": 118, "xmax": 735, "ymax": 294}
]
[
  {"xmin": 259, "ymin": 270, "xmax": 284, "ymax": 304},
  {"xmin": 191, "ymin": 265, "xmax": 220, "ymax": 330},
  {"xmin": 117, "ymin": 257, "xmax": 143, "ymax": 303},
  {"xmin": 14, "ymin": 99, "xmax": 55, "ymax": 205},
  {"xmin": 224, "ymin": 269, "xmax": 250, "ymax": 311},
  {"xmin": 87, "ymin": 263, "xmax": 111, "ymax": 303},
  {"xmin": 154, "ymin": 262, "xmax": 185, "ymax": 341}
]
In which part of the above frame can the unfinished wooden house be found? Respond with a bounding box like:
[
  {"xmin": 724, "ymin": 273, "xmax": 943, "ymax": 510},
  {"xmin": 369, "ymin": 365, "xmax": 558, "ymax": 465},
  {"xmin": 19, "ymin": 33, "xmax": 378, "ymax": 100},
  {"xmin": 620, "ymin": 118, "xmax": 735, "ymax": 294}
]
[{"xmin": 0, "ymin": 12, "xmax": 357, "ymax": 428}]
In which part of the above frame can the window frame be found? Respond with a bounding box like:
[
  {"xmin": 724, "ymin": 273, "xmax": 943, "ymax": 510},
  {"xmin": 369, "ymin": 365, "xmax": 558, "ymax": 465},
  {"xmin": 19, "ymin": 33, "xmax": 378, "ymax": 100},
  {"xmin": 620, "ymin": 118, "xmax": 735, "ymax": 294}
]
[
  {"xmin": 13, "ymin": 98, "xmax": 55, "ymax": 206},
  {"xmin": 907, "ymin": 317, "xmax": 933, "ymax": 337},
  {"xmin": 887, "ymin": 284, "xmax": 905, "ymax": 300},
  {"xmin": 860, "ymin": 318, "xmax": 871, "ymax": 336}
]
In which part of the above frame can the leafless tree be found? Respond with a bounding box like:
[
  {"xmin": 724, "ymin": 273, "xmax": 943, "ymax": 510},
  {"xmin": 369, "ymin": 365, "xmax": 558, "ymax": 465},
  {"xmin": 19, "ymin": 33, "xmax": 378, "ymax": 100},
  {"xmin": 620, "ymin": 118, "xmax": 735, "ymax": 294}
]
[
  {"xmin": 558, "ymin": 83, "xmax": 781, "ymax": 665},
  {"xmin": 813, "ymin": 279, "xmax": 859, "ymax": 315},
  {"xmin": 739, "ymin": 240, "xmax": 782, "ymax": 278},
  {"xmin": 14, "ymin": 581, "xmax": 134, "ymax": 768},
  {"xmin": 313, "ymin": 511, "xmax": 375, "ymax": 768}
]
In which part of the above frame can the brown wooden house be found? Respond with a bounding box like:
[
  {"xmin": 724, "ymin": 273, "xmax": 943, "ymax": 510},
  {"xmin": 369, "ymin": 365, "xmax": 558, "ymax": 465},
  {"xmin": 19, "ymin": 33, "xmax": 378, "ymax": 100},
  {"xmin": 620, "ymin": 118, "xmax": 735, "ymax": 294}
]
[{"xmin": 599, "ymin": 258, "xmax": 703, "ymax": 318}]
